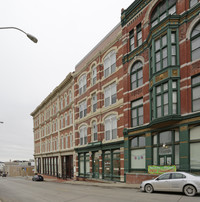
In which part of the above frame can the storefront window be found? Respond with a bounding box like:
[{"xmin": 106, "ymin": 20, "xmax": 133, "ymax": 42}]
[
  {"xmin": 190, "ymin": 126, "xmax": 200, "ymax": 169},
  {"xmin": 153, "ymin": 130, "xmax": 179, "ymax": 167},
  {"xmin": 130, "ymin": 135, "xmax": 146, "ymax": 169}
]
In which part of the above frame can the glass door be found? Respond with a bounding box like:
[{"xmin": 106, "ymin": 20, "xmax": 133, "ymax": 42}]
[
  {"xmin": 103, "ymin": 151, "xmax": 111, "ymax": 180},
  {"xmin": 93, "ymin": 152, "xmax": 99, "ymax": 179},
  {"xmin": 159, "ymin": 155, "xmax": 172, "ymax": 166}
]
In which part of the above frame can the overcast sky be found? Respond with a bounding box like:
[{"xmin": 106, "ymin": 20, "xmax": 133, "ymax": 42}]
[{"xmin": 0, "ymin": 0, "xmax": 134, "ymax": 162}]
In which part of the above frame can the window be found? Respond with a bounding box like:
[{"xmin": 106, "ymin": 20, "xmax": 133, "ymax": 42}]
[
  {"xmin": 60, "ymin": 115, "xmax": 63, "ymax": 129},
  {"xmin": 155, "ymin": 35, "xmax": 168, "ymax": 72},
  {"xmin": 151, "ymin": 0, "xmax": 177, "ymax": 27},
  {"xmin": 80, "ymin": 125, "xmax": 87, "ymax": 145},
  {"xmin": 131, "ymin": 99, "xmax": 143, "ymax": 127},
  {"xmin": 156, "ymin": 82, "xmax": 169, "ymax": 118},
  {"xmin": 69, "ymin": 91, "xmax": 72, "ymax": 103},
  {"xmin": 104, "ymin": 51, "xmax": 116, "ymax": 78},
  {"xmin": 192, "ymin": 75, "xmax": 200, "ymax": 112},
  {"xmin": 60, "ymin": 97, "xmax": 63, "ymax": 110},
  {"xmin": 69, "ymin": 111, "xmax": 72, "ymax": 124},
  {"xmin": 66, "ymin": 134, "xmax": 68, "ymax": 149},
  {"xmin": 79, "ymin": 74, "xmax": 87, "ymax": 95},
  {"xmin": 65, "ymin": 113, "xmax": 68, "ymax": 127},
  {"xmin": 191, "ymin": 22, "xmax": 200, "ymax": 61},
  {"xmin": 79, "ymin": 153, "xmax": 90, "ymax": 177},
  {"xmin": 92, "ymin": 121, "xmax": 98, "ymax": 142},
  {"xmin": 131, "ymin": 135, "xmax": 146, "ymax": 169},
  {"xmin": 153, "ymin": 130, "xmax": 179, "ymax": 167},
  {"xmin": 190, "ymin": 126, "xmax": 200, "ymax": 169},
  {"xmin": 129, "ymin": 29, "xmax": 134, "ymax": 51},
  {"xmin": 104, "ymin": 115, "xmax": 117, "ymax": 140},
  {"xmin": 92, "ymin": 65, "xmax": 97, "ymax": 85},
  {"xmin": 65, "ymin": 93, "xmax": 68, "ymax": 106},
  {"xmin": 79, "ymin": 100, "xmax": 87, "ymax": 119},
  {"xmin": 190, "ymin": 0, "xmax": 198, "ymax": 8},
  {"xmin": 131, "ymin": 61, "xmax": 143, "ymax": 89},
  {"xmin": 104, "ymin": 83, "xmax": 117, "ymax": 107},
  {"xmin": 151, "ymin": 80, "xmax": 179, "ymax": 120},
  {"xmin": 92, "ymin": 93, "xmax": 97, "ymax": 112},
  {"xmin": 70, "ymin": 133, "xmax": 73, "ymax": 148},
  {"xmin": 137, "ymin": 24, "xmax": 142, "ymax": 46}
]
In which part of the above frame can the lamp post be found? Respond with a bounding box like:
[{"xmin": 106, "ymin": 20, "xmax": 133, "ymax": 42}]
[{"xmin": 0, "ymin": 27, "xmax": 38, "ymax": 43}]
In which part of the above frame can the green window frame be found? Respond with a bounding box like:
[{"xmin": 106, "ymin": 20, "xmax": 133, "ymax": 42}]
[
  {"xmin": 79, "ymin": 153, "xmax": 90, "ymax": 177},
  {"xmin": 151, "ymin": 80, "xmax": 179, "ymax": 120},
  {"xmin": 156, "ymin": 82, "xmax": 169, "ymax": 118},
  {"xmin": 131, "ymin": 98, "xmax": 143, "ymax": 127},
  {"xmin": 130, "ymin": 135, "xmax": 146, "ymax": 170},
  {"xmin": 153, "ymin": 130, "xmax": 179, "ymax": 167},
  {"xmin": 192, "ymin": 74, "xmax": 200, "ymax": 112},
  {"xmin": 151, "ymin": 0, "xmax": 177, "ymax": 27},
  {"xmin": 191, "ymin": 22, "xmax": 200, "ymax": 61},
  {"xmin": 150, "ymin": 31, "xmax": 177, "ymax": 74},
  {"xmin": 131, "ymin": 61, "xmax": 143, "ymax": 90}
]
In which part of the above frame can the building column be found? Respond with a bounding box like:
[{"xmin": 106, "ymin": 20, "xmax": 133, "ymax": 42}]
[
  {"xmin": 98, "ymin": 150, "xmax": 102, "ymax": 179},
  {"xmin": 123, "ymin": 128, "xmax": 129, "ymax": 182},
  {"xmin": 120, "ymin": 147, "xmax": 124, "ymax": 182},
  {"xmin": 34, "ymin": 157, "xmax": 37, "ymax": 174},
  {"xmin": 58, "ymin": 154, "xmax": 62, "ymax": 178},
  {"xmin": 179, "ymin": 124, "xmax": 190, "ymax": 171},
  {"xmin": 41, "ymin": 157, "xmax": 43, "ymax": 174},
  {"xmin": 89, "ymin": 151, "xmax": 92, "ymax": 178},
  {"xmin": 145, "ymin": 132, "xmax": 152, "ymax": 170}
]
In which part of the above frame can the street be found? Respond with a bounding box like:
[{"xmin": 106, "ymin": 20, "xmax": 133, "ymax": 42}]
[{"xmin": 0, "ymin": 177, "xmax": 200, "ymax": 202}]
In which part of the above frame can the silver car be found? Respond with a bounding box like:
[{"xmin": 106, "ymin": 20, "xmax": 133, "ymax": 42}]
[{"xmin": 140, "ymin": 172, "xmax": 200, "ymax": 197}]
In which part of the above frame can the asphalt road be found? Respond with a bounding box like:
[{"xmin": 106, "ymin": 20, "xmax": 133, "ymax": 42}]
[{"xmin": 0, "ymin": 177, "xmax": 200, "ymax": 202}]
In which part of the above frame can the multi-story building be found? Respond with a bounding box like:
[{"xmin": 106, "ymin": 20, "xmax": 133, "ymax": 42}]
[
  {"xmin": 31, "ymin": 73, "xmax": 74, "ymax": 179},
  {"xmin": 31, "ymin": 0, "xmax": 200, "ymax": 183},
  {"xmin": 121, "ymin": 0, "xmax": 200, "ymax": 183}
]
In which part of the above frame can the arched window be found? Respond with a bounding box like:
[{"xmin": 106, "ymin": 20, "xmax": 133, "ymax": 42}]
[
  {"xmin": 104, "ymin": 115, "xmax": 117, "ymax": 140},
  {"xmin": 79, "ymin": 74, "xmax": 87, "ymax": 95},
  {"xmin": 131, "ymin": 61, "xmax": 143, "ymax": 90},
  {"xmin": 151, "ymin": 0, "xmax": 177, "ymax": 27},
  {"xmin": 191, "ymin": 22, "xmax": 200, "ymax": 61},
  {"xmin": 64, "ymin": 93, "xmax": 68, "ymax": 107},
  {"xmin": 92, "ymin": 121, "xmax": 98, "ymax": 142},
  {"xmin": 91, "ymin": 65, "xmax": 97, "ymax": 85},
  {"xmin": 80, "ymin": 125, "xmax": 87, "ymax": 145},
  {"xmin": 104, "ymin": 50, "xmax": 116, "ymax": 78},
  {"xmin": 69, "ymin": 90, "xmax": 72, "ymax": 103}
]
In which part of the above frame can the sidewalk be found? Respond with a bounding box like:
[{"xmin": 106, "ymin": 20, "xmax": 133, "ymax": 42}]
[{"xmin": 35, "ymin": 175, "xmax": 140, "ymax": 189}]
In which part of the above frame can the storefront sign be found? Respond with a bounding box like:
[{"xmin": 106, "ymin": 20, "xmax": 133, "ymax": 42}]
[{"xmin": 148, "ymin": 165, "xmax": 176, "ymax": 174}]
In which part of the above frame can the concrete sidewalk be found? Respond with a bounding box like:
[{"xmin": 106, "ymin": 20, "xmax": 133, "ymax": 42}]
[{"xmin": 40, "ymin": 175, "xmax": 140, "ymax": 189}]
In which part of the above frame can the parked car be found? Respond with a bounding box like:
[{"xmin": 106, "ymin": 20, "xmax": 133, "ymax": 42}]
[
  {"xmin": 140, "ymin": 172, "xmax": 200, "ymax": 197},
  {"xmin": 32, "ymin": 174, "xmax": 44, "ymax": 181}
]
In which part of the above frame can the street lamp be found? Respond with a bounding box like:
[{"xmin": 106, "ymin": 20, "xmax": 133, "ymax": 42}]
[{"xmin": 0, "ymin": 27, "xmax": 38, "ymax": 43}]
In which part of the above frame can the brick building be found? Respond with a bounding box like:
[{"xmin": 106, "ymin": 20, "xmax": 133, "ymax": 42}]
[{"xmin": 31, "ymin": 0, "xmax": 200, "ymax": 183}]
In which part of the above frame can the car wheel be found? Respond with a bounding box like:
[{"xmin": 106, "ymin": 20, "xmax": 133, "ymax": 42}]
[
  {"xmin": 145, "ymin": 184, "xmax": 154, "ymax": 193},
  {"xmin": 184, "ymin": 185, "xmax": 196, "ymax": 197}
]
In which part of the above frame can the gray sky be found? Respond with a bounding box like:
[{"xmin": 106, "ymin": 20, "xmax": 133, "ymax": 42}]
[{"xmin": 0, "ymin": 0, "xmax": 134, "ymax": 162}]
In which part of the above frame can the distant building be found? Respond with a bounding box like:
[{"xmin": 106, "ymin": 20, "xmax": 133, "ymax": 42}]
[{"xmin": 31, "ymin": 0, "xmax": 200, "ymax": 184}]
